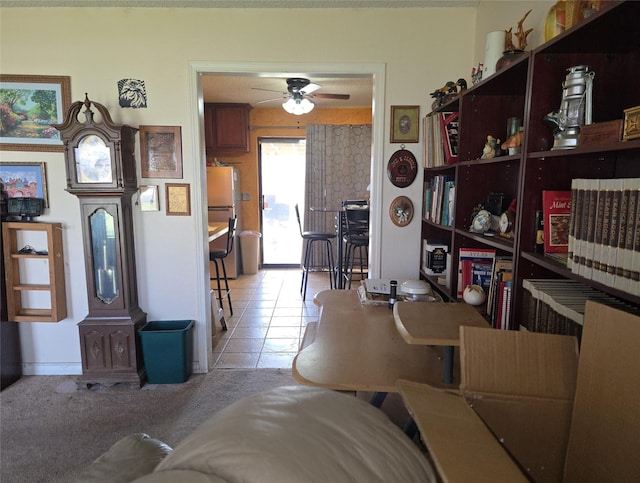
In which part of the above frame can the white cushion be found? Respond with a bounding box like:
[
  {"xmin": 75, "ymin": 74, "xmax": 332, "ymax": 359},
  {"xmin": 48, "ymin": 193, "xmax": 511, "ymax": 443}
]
[{"xmin": 146, "ymin": 386, "xmax": 435, "ymax": 483}]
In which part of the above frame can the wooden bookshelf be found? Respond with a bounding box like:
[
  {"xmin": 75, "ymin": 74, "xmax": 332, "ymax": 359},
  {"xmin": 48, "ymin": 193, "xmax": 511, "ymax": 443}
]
[{"xmin": 420, "ymin": 1, "xmax": 640, "ymax": 331}]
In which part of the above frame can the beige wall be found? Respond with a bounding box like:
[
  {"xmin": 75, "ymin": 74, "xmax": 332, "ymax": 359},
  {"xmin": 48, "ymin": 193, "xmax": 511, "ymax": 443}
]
[{"xmin": 0, "ymin": 3, "xmax": 551, "ymax": 374}]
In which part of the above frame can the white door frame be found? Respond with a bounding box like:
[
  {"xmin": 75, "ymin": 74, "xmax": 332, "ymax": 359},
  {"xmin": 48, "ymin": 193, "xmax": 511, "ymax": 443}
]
[{"xmin": 188, "ymin": 61, "xmax": 386, "ymax": 371}]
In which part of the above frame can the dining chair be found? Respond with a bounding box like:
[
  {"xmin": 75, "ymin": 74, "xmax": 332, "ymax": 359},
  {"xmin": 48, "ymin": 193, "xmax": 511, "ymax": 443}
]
[
  {"xmin": 209, "ymin": 216, "xmax": 237, "ymax": 330},
  {"xmin": 295, "ymin": 204, "xmax": 336, "ymax": 301}
]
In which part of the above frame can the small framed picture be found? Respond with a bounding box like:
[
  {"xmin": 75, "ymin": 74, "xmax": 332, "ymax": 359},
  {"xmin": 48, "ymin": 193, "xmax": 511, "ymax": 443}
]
[
  {"xmin": 390, "ymin": 105, "xmax": 420, "ymax": 143},
  {"xmin": 139, "ymin": 185, "xmax": 159, "ymax": 211},
  {"xmin": 140, "ymin": 125, "xmax": 183, "ymax": 179},
  {"xmin": 166, "ymin": 183, "xmax": 190, "ymax": 216},
  {"xmin": 0, "ymin": 161, "xmax": 49, "ymax": 207}
]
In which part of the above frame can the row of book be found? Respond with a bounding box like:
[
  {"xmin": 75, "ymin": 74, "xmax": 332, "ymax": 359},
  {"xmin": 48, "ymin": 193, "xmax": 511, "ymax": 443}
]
[
  {"xmin": 423, "ymin": 175, "xmax": 454, "ymax": 226},
  {"xmin": 565, "ymin": 178, "xmax": 640, "ymax": 297},
  {"xmin": 521, "ymin": 279, "xmax": 640, "ymax": 339},
  {"xmin": 456, "ymin": 248, "xmax": 514, "ymax": 330},
  {"xmin": 423, "ymin": 111, "xmax": 458, "ymax": 168}
]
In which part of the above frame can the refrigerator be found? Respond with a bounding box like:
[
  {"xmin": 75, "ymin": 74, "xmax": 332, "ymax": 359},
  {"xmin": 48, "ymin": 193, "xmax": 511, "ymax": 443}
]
[{"xmin": 207, "ymin": 166, "xmax": 241, "ymax": 278}]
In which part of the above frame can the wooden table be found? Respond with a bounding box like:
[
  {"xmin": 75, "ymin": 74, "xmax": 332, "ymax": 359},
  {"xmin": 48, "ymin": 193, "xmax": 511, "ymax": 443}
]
[
  {"xmin": 208, "ymin": 222, "xmax": 228, "ymax": 242},
  {"xmin": 393, "ymin": 301, "xmax": 490, "ymax": 384},
  {"xmin": 293, "ymin": 290, "xmax": 449, "ymax": 394}
]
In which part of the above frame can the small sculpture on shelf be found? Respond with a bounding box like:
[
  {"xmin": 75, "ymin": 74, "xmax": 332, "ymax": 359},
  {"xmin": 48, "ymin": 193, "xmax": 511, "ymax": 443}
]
[
  {"xmin": 480, "ymin": 135, "xmax": 499, "ymax": 159},
  {"xmin": 501, "ymin": 129, "xmax": 523, "ymax": 155},
  {"xmin": 430, "ymin": 81, "xmax": 458, "ymax": 109},
  {"xmin": 496, "ymin": 9, "xmax": 533, "ymax": 71},
  {"xmin": 471, "ymin": 62, "xmax": 484, "ymax": 85}
]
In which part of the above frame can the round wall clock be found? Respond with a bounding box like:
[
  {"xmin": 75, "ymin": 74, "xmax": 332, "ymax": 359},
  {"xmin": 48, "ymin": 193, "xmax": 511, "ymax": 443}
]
[
  {"xmin": 387, "ymin": 149, "xmax": 418, "ymax": 188},
  {"xmin": 389, "ymin": 195, "xmax": 414, "ymax": 227}
]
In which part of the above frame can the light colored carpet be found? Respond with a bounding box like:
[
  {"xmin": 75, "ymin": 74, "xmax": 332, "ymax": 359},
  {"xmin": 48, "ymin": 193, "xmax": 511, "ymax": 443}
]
[{"xmin": 0, "ymin": 369, "xmax": 297, "ymax": 483}]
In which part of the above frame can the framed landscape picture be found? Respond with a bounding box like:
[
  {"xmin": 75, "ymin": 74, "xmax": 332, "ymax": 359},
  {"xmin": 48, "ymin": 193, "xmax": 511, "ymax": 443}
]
[
  {"xmin": 0, "ymin": 161, "xmax": 49, "ymax": 207},
  {"xmin": 0, "ymin": 75, "xmax": 71, "ymax": 152}
]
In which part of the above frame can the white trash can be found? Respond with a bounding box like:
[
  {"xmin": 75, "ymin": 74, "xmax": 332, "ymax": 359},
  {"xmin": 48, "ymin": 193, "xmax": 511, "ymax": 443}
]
[{"xmin": 239, "ymin": 231, "xmax": 262, "ymax": 274}]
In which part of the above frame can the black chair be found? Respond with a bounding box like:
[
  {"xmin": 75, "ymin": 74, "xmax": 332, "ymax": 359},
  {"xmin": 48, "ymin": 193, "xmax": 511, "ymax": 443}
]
[
  {"xmin": 210, "ymin": 216, "xmax": 237, "ymax": 330},
  {"xmin": 295, "ymin": 204, "xmax": 336, "ymax": 301},
  {"xmin": 342, "ymin": 206, "xmax": 370, "ymax": 289}
]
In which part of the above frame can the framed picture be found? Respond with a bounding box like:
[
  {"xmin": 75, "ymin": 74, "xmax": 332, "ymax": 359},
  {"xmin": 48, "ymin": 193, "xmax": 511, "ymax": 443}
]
[
  {"xmin": 140, "ymin": 125, "xmax": 183, "ymax": 179},
  {"xmin": 166, "ymin": 183, "xmax": 190, "ymax": 216},
  {"xmin": 390, "ymin": 105, "xmax": 420, "ymax": 143},
  {"xmin": 0, "ymin": 161, "xmax": 49, "ymax": 207},
  {"xmin": 0, "ymin": 75, "xmax": 71, "ymax": 152},
  {"xmin": 139, "ymin": 185, "xmax": 160, "ymax": 212}
]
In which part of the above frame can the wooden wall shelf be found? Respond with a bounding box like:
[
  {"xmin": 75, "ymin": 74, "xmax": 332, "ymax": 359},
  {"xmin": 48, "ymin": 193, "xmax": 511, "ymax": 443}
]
[{"xmin": 2, "ymin": 222, "xmax": 67, "ymax": 322}]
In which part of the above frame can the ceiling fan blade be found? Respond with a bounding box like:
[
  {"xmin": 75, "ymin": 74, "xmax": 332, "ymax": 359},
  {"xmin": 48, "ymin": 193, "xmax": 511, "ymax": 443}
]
[
  {"xmin": 313, "ymin": 93, "xmax": 351, "ymax": 100},
  {"xmin": 255, "ymin": 96, "xmax": 285, "ymax": 104},
  {"xmin": 301, "ymin": 82, "xmax": 321, "ymax": 95},
  {"xmin": 251, "ymin": 87, "xmax": 284, "ymax": 94}
]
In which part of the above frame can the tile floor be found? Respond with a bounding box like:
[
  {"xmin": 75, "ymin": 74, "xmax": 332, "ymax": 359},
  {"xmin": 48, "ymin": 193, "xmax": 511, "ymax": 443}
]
[{"xmin": 211, "ymin": 268, "xmax": 335, "ymax": 369}]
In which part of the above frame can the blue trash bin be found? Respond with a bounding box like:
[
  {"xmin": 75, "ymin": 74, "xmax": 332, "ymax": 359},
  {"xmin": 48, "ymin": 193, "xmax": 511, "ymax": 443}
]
[{"xmin": 139, "ymin": 320, "xmax": 194, "ymax": 384}]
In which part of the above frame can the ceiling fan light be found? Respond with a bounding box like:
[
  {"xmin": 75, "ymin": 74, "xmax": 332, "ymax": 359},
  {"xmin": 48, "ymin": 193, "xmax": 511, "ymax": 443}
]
[{"xmin": 282, "ymin": 97, "xmax": 314, "ymax": 115}]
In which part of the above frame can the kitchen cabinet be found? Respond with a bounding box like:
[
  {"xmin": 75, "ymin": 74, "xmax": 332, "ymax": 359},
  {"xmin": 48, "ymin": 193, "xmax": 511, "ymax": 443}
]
[
  {"xmin": 205, "ymin": 103, "xmax": 251, "ymax": 154},
  {"xmin": 420, "ymin": 0, "xmax": 640, "ymax": 332}
]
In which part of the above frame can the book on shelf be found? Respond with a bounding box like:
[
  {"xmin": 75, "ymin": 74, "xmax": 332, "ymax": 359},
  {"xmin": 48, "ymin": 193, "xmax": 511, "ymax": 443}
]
[
  {"xmin": 422, "ymin": 239, "xmax": 448, "ymax": 276},
  {"xmin": 566, "ymin": 177, "xmax": 640, "ymax": 297},
  {"xmin": 439, "ymin": 111, "xmax": 459, "ymax": 165},
  {"xmin": 424, "ymin": 174, "xmax": 454, "ymax": 225},
  {"xmin": 423, "ymin": 111, "xmax": 459, "ymax": 168},
  {"xmin": 456, "ymin": 247, "xmax": 496, "ymax": 299},
  {"xmin": 615, "ymin": 178, "xmax": 639, "ymax": 294},
  {"xmin": 521, "ymin": 278, "xmax": 640, "ymax": 337},
  {"xmin": 542, "ymin": 190, "xmax": 571, "ymax": 255},
  {"xmin": 486, "ymin": 256, "xmax": 513, "ymax": 317}
]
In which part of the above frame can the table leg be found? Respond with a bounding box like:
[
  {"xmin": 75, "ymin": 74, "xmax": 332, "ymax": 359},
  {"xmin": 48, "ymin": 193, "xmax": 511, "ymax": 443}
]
[
  {"xmin": 369, "ymin": 392, "xmax": 387, "ymax": 408},
  {"xmin": 443, "ymin": 346, "xmax": 454, "ymax": 384}
]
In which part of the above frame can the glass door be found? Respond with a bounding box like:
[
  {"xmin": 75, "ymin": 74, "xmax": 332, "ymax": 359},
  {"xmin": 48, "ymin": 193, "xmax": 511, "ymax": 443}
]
[{"xmin": 259, "ymin": 138, "xmax": 306, "ymax": 267}]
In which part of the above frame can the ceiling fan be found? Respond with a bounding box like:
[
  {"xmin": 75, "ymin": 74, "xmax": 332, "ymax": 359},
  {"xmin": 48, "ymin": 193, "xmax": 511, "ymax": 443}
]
[{"xmin": 253, "ymin": 77, "xmax": 350, "ymax": 115}]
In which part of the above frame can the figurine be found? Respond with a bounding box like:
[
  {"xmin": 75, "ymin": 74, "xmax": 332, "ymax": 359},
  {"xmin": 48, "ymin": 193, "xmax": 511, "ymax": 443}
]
[
  {"xmin": 430, "ymin": 81, "xmax": 457, "ymax": 109},
  {"xmin": 456, "ymin": 78, "xmax": 468, "ymax": 91},
  {"xmin": 481, "ymin": 135, "xmax": 498, "ymax": 159},
  {"xmin": 501, "ymin": 130, "xmax": 523, "ymax": 151},
  {"xmin": 471, "ymin": 63, "xmax": 484, "ymax": 85}
]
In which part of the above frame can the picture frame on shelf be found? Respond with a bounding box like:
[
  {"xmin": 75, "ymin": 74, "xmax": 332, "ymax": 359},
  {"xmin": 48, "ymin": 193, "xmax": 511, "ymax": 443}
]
[
  {"xmin": 0, "ymin": 75, "xmax": 71, "ymax": 152},
  {"xmin": 165, "ymin": 183, "xmax": 190, "ymax": 216},
  {"xmin": 0, "ymin": 161, "xmax": 49, "ymax": 207},
  {"xmin": 390, "ymin": 105, "xmax": 420, "ymax": 143},
  {"xmin": 138, "ymin": 185, "xmax": 159, "ymax": 212},
  {"xmin": 140, "ymin": 125, "xmax": 183, "ymax": 179}
]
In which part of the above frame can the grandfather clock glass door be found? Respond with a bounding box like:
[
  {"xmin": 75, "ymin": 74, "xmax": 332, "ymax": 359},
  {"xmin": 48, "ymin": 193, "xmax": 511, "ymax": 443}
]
[{"xmin": 89, "ymin": 206, "xmax": 121, "ymax": 307}]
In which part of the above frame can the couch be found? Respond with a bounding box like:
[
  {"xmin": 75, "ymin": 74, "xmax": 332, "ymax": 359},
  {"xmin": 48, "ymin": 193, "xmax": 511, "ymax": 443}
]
[{"xmin": 76, "ymin": 385, "xmax": 435, "ymax": 482}]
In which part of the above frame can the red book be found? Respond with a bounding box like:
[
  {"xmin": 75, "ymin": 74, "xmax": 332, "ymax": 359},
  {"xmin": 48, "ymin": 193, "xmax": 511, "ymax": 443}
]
[
  {"xmin": 439, "ymin": 112, "xmax": 459, "ymax": 164},
  {"xmin": 543, "ymin": 190, "xmax": 572, "ymax": 254}
]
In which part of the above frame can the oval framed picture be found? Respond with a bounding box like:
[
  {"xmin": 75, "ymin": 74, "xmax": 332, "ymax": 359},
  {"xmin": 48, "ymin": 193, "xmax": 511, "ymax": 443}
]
[
  {"xmin": 387, "ymin": 149, "xmax": 418, "ymax": 188},
  {"xmin": 389, "ymin": 195, "xmax": 414, "ymax": 227}
]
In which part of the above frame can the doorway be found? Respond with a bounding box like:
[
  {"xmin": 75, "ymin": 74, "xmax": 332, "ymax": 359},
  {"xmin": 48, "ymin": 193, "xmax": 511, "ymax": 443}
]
[{"xmin": 259, "ymin": 138, "xmax": 306, "ymax": 267}]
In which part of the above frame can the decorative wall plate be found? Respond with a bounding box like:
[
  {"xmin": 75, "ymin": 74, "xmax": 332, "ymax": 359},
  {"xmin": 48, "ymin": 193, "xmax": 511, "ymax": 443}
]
[
  {"xmin": 389, "ymin": 195, "xmax": 414, "ymax": 227},
  {"xmin": 387, "ymin": 149, "xmax": 418, "ymax": 188}
]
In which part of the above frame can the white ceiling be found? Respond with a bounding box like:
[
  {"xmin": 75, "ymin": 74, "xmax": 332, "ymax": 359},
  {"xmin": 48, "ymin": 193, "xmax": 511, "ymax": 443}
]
[{"xmin": 0, "ymin": 1, "xmax": 479, "ymax": 7}]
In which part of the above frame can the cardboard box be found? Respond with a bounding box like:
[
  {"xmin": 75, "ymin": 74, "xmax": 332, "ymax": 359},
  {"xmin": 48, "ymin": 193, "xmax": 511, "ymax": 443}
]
[{"xmin": 398, "ymin": 300, "xmax": 640, "ymax": 482}]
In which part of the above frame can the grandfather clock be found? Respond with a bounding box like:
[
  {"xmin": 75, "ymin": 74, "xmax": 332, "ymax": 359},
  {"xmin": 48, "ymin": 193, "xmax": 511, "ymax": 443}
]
[{"xmin": 55, "ymin": 94, "xmax": 146, "ymax": 387}]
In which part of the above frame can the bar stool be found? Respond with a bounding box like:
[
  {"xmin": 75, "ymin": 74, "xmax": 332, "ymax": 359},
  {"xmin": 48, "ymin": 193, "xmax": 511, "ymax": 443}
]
[
  {"xmin": 342, "ymin": 206, "xmax": 369, "ymax": 289},
  {"xmin": 210, "ymin": 216, "xmax": 237, "ymax": 330},
  {"xmin": 295, "ymin": 204, "xmax": 336, "ymax": 301}
]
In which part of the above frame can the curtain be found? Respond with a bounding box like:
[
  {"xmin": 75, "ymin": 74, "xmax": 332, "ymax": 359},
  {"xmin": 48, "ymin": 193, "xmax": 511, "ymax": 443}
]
[{"xmin": 303, "ymin": 124, "xmax": 372, "ymax": 267}]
